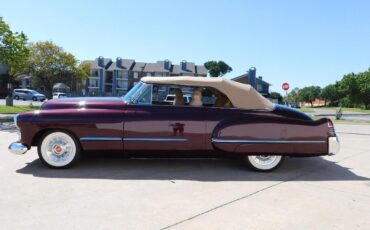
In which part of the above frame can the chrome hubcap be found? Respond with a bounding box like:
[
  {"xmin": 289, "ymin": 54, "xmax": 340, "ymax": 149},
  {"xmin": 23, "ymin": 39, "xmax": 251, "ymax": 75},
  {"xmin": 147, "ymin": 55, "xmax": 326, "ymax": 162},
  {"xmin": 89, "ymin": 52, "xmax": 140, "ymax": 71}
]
[
  {"xmin": 251, "ymin": 155, "xmax": 277, "ymax": 166},
  {"xmin": 46, "ymin": 137, "xmax": 71, "ymax": 162}
]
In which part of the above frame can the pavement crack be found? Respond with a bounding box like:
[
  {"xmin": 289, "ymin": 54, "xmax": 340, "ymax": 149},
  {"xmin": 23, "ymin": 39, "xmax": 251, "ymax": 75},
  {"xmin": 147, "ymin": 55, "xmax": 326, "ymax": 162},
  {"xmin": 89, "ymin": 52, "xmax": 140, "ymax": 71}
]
[
  {"xmin": 160, "ymin": 180, "xmax": 285, "ymax": 230},
  {"xmin": 161, "ymin": 150, "xmax": 370, "ymax": 229}
]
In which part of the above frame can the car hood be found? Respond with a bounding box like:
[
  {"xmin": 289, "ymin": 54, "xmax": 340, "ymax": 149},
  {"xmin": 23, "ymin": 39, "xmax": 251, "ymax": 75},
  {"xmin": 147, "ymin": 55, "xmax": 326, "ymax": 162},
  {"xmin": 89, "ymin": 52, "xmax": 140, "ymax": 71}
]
[
  {"xmin": 41, "ymin": 97, "xmax": 125, "ymax": 110},
  {"xmin": 34, "ymin": 94, "xmax": 45, "ymax": 97}
]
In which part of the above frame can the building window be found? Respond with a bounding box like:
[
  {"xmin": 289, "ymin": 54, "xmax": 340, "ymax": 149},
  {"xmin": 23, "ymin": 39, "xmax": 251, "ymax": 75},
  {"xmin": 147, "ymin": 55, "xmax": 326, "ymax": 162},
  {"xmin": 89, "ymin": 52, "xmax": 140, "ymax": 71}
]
[
  {"xmin": 133, "ymin": 72, "xmax": 139, "ymax": 79},
  {"xmin": 92, "ymin": 70, "xmax": 99, "ymax": 77},
  {"xmin": 118, "ymin": 71, "xmax": 129, "ymax": 79},
  {"xmin": 154, "ymin": 72, "xmax": 163, "ymax": 77},
  {"xmin": 146, "ymin": 73, "xmax": 152, "ymax": 76},
  {"xmin": 89, "ymin": 79, "xmax": 99, "ymax": 87},
  {"xmin": 257, "ymin": 83, "xmax": 262, "ymax": 92},
  {"xmin": 117, "ymin": 80, "xmax": 128, "ymax": 89}
]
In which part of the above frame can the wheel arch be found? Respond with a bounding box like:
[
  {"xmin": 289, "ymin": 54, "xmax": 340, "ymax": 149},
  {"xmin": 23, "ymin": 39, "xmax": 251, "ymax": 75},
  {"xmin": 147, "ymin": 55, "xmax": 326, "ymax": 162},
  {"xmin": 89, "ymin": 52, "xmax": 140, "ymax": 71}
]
[{"xmin": 31, "ymin": 128, "xmax": 82, "ymax": 150}]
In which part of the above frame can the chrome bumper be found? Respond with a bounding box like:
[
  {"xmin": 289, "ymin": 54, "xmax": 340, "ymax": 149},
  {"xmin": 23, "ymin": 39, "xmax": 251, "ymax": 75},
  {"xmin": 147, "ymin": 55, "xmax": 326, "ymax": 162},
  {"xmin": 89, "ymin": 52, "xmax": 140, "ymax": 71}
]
[
  {"xmin": 9, "ymin": 142, "xmax": 28, "ymax": 155},
  {"xmin": 328, "ymin": 136, "xmax": 340, "ymax": 155}
]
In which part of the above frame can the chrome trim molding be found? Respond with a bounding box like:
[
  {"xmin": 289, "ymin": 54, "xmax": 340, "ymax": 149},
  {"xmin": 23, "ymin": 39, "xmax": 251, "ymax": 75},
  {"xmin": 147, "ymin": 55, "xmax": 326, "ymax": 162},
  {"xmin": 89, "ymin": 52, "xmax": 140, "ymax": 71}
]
[
  {"xmin": 9, "ymin": 142, "xmax": 28, "ymax": 155},
  {"xmin": 80, "ymin": 137, "xmax": 122, "ymax": 141},
  {"xmin": 328, "ymin": 136, "xmax": 340, "ymax": 155},
  {"xmin": 212, "ymin": 138, "xmax": 326, "ymax": 144},
  {"xmin": 123, "ymin": 138, "xmax": 187, "ymax": 142},
  {"xmin": 80, "ymin": 137, "xmax": 188, "ymax": 142}
]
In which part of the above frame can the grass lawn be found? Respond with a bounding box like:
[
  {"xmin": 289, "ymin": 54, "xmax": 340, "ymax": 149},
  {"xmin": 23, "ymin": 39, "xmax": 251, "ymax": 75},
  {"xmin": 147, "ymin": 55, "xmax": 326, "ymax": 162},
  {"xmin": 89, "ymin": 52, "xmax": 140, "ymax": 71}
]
[
  {"xmin": 317, "ymin": 107, "xmax": 370, "ymax": 114},
  {"xmin": 303, "ymin": 106, "xmax": 370, "ymax": 114},
  {"xmin": 0, "ymin": 105, "xmax": 40, "ymax": 113},
  {"xmin": 299, "ymin": 107, "xmax": 314, "ymax": 113}
]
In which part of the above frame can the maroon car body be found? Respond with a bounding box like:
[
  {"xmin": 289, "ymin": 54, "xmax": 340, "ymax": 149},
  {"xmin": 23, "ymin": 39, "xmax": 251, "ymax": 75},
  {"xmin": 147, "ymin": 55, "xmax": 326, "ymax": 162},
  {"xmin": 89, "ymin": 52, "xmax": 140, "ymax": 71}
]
[{"xmin": 9, "ymin": 77, "xmax": 340, "ymax": 171}]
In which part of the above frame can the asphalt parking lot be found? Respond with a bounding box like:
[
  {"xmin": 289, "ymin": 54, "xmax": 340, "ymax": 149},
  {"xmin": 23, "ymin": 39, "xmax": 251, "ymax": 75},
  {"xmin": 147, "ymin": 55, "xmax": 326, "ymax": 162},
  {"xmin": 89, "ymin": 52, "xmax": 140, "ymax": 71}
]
[{"xmin": 0, "ymin": 123, "xmax": 369, "ymax": 230}]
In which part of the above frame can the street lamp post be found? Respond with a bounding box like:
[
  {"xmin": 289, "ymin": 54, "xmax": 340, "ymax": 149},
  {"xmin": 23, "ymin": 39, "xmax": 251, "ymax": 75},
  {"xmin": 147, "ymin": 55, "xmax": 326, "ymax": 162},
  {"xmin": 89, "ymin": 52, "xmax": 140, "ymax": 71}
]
[{"xmin": 5, "ymin": 82, "xmax": 13, "ymax": 106}]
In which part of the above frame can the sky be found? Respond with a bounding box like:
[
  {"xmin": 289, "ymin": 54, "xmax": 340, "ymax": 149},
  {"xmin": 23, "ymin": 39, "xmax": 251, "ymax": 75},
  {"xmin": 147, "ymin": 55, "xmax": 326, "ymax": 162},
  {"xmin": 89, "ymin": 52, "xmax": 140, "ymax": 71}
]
[{"xmin": 2, "ymin": 0, "xmax": 370, "ymax": 94}]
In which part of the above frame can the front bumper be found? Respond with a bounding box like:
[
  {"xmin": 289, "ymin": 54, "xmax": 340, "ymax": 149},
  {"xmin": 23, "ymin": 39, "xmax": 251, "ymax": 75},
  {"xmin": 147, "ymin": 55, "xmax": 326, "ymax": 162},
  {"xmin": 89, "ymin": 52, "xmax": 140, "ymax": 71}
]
[
  {"xmin": 9, "ymin": 142, "xmax": 28, "ymax": 155},
  {"xmin": 328, "ymin": 136, "xmax": 340, "ymax": 155}
]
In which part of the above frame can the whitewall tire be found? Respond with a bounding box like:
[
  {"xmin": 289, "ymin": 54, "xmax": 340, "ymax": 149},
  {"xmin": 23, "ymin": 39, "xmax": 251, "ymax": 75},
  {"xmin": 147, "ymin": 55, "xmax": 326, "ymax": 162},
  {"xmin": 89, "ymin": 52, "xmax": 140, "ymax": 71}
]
[
  {"xmin": 245, "ymin": 155, "xmax": 284, "ymax": 172},
  {"xmin": 38, "ymin": 131, "xmax": 81, "ymax": 168}
]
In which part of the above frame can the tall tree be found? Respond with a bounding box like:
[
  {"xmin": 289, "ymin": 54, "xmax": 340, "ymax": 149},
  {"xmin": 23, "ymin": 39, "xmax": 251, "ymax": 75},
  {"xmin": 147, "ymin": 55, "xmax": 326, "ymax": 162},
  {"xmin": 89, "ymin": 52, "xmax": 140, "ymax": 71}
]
[
  {"xmin": 320, "ymin": 84, "xmax": 339, "ymax": 106},
  {"xmin": 72, "ymin": 61, "xmax": 91, "ymax": 92},
  {"xmin": 336, "ymin": 73, "xmax": 360, "ymax": 107},
  {"xmin": 204, "ymin": 61, "xmax": 232, "ymax": 77},
  {"xmin": 287, "ymin": 87, "xmax": 300, "ymax": 103},
  {"xmin": 298, "ymin": 86, "xmax": 321, "ymax": 107},
  {"xmin": 27, "ymin": 41, "xmax": 78, "ymax": 97},
  {"xmin": 356, "ymin": 70, "xmax": 370, "ymax": 109},
  {"xmin": 270, "ymin": 92, "xmax": 283, "ymax": 104},
  {"xmin": 0, "ymin": 17, "xmax": 30, "ymax": 78}
]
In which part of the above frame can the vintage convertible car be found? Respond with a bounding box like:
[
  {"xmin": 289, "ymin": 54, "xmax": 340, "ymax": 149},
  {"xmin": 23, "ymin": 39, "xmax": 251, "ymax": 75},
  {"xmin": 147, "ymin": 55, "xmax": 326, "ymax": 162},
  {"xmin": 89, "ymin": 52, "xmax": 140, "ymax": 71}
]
[{"xmin": 9, "ymin": 76, "xmax": 340, "ymax": 171}]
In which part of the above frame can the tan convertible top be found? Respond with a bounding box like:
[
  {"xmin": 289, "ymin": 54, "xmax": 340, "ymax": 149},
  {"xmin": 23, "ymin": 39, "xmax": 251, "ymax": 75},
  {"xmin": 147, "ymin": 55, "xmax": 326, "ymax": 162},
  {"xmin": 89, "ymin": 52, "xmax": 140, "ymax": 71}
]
[{"xmin": 141, "ymin": 76, "xmax": 274, "ymax": 110}]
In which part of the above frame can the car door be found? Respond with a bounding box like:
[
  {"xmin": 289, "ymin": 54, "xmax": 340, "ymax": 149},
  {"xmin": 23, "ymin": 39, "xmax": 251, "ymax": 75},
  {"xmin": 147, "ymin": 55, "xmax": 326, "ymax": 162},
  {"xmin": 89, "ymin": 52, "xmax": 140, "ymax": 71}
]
[{"xmin": 123, "ymin": 104, "xmax": 206, "ymax": 154}]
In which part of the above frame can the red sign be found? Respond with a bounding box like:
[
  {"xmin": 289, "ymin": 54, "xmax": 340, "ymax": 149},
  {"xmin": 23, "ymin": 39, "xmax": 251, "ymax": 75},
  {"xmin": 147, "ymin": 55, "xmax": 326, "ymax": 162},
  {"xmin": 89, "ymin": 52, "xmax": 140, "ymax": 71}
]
[{"xmin": 282, "ymin": 82, "xmax": 289, "ymax": 91}]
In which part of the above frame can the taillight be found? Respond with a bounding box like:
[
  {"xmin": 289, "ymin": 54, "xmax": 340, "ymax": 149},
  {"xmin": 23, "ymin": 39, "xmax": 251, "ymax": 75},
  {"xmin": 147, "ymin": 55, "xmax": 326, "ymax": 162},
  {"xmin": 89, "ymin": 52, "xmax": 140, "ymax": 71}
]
[{"xmin": 328, "ymin": 119, "xmax": 336, "ymax": 137}]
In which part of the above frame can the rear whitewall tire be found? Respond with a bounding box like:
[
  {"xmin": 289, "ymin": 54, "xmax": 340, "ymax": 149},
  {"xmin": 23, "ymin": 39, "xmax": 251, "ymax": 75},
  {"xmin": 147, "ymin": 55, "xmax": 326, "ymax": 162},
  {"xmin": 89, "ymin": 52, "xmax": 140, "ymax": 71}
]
[
  {"xmin": 38, "ymin": 131, "xmax": 81, "ymax": 169},
  {"xmin": 245, "ymin": 155, "xmax": 284, "ymax": 172}
]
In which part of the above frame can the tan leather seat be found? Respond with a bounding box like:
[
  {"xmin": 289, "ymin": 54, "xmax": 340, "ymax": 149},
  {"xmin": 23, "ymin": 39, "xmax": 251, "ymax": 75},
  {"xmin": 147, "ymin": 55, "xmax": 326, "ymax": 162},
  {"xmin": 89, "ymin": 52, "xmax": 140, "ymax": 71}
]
[
  {"xmin": 191, "ymin": 88, "xmax": 203, "ymax": 106},
  {"xmin": 215, "ymin": 93, "xmax": 233, "ymax": 107},
  {"xmin": 174, "ymin": 88, "xmax": 185, "ymax": 106}
]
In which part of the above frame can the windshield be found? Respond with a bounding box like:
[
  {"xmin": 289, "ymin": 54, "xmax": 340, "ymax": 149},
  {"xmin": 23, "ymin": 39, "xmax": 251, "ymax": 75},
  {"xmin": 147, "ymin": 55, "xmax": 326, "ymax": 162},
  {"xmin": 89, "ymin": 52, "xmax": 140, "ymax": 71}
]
[
  {"xmin": 30, "ymin": 90, "xmax": 39, "ymax": 94},
  {"xmin": 122, "ymin": 82, "xmax": 152, "ymax": 105}
]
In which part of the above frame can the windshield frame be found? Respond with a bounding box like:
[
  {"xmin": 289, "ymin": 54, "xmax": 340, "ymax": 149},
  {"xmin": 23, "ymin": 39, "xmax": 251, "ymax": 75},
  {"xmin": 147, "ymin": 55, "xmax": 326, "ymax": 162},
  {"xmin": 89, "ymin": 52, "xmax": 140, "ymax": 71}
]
[{"xmin": 122, "ymin": 81, "xmax": 153, "ymax": 105}]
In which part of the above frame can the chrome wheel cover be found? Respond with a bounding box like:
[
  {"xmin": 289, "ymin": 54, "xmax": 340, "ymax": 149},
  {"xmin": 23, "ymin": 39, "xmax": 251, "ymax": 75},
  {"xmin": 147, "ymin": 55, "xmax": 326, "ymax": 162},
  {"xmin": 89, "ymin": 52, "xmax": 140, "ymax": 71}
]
[
  {"xmin": 247, "ymin": 155, "xmax": 282, "ymax": 170},
  {"xmin": 40, "ymin": 132, "xmax": 76, "ymax": 167}
]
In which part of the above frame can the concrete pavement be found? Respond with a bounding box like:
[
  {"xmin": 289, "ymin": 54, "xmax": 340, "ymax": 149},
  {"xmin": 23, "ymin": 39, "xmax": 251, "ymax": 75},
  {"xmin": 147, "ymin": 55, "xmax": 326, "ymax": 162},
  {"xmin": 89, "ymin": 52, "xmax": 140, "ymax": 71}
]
[{"xmin": 0, "ymin": 124, "xmax": 369, "ymax": 229}]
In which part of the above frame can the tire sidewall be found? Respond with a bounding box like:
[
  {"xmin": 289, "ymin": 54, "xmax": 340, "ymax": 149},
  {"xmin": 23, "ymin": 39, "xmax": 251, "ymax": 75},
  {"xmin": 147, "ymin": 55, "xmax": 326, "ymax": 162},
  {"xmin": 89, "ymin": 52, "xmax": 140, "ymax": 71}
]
[
  {"xmin": 37, "ymin": 130, "xmax": 81, "ymax": 169},
  {"xmin": 245, "ymin": 155, "xmax": 284, "ymax": 172}
]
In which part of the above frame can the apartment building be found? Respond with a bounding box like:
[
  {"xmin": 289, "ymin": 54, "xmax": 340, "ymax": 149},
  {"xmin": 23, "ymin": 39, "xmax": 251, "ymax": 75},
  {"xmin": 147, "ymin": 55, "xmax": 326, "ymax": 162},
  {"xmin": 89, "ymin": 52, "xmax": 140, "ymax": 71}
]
[{"xmin": 85, "ymin": 57, "xmax": 207, "ymax": 96}]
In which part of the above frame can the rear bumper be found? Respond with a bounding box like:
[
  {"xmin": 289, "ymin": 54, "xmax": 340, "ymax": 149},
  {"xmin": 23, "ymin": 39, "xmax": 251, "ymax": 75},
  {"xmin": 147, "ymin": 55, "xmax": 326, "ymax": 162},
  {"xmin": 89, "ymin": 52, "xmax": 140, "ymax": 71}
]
[
  {"xmin": 9, "ymin": 142, "xmax": 28, "ymax": 155},
  {"xmin": 328, "ymin": 136, "xmax": 340, "ymax": 155}
]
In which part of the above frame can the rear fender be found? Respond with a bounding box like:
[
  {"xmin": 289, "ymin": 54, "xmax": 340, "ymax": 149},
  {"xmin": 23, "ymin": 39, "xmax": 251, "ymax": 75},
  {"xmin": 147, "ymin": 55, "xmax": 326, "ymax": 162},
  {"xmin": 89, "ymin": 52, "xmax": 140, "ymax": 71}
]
[{"xmin": 211, "ymin": 116, "xmax": 329, "ymax": 155}]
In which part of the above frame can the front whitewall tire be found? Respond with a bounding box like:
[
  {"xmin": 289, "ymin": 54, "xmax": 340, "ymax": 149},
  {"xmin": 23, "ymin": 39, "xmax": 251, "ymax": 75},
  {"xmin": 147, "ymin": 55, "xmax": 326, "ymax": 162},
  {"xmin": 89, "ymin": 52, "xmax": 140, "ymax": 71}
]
[{"xmin": 38, "ymin": 131, "xmax": 80, "ymax": 168}]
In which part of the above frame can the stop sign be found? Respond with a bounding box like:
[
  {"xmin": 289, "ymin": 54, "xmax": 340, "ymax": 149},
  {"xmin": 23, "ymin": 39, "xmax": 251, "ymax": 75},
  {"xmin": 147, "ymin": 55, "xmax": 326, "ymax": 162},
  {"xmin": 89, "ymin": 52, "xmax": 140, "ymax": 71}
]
[{"xmin": 282, "ymin": 82, "xmax": 289, "ymax": 91}]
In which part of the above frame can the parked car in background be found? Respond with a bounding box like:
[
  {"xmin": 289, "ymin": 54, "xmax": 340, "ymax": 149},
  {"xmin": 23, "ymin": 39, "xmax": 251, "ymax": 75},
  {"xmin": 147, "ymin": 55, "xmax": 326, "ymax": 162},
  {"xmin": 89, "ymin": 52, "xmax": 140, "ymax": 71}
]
[
  {"xmin": 13, "ymin": 89, "xmax": 46, "ymax": 101},
  {"xmin": 9, "ymin": 76, "xmax": 339, "ymax": 171},
  {"xmin": 289, "ymin": 102, "xmax": 301, "ymax": 109},
  {"xmin": 164, "ymin": 94, "xmax": 193, "ymax": 105},
  {"xmin": 52, "ymin": 92, "xmax": 67, "ymax": 99}
]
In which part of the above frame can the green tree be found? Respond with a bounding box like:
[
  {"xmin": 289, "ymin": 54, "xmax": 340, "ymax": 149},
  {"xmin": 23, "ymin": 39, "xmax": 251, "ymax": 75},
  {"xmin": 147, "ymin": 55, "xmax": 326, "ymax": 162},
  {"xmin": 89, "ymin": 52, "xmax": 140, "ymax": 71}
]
[
  {"xmin": 0, "ymin": 17, "xmax": 30, "ymax": 80},
  {"xmin": 72, "ymin": 61, "xmax": 91, "ymax": 92},
  {"xmin": 336, "ymin": 73, "xmax": 359, "ymax": 107},
  {"xmin": 270, "ymin": 92, "xmax": 283, "ymax": 104},
  {"xmin": 27, "ymin": 41, "xmax": 78, "ymax": 98},
  {"xmin": 298, "ymin": 86, "xmax": 321, "ymax": 107},
  {"xmin": 287, "ymin": 87, "xmax": 300, "ymax": 103},
  {"xmin": 356, "ymin": 70, "xmax": 370, "ymax": 109},
  {"xmin": 320, "ymin": 84, "xmax": 339, "ymax": 106},
  {"xmin": 204, "ymin": 61, "xmax": 232, "ymax": 77}
]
